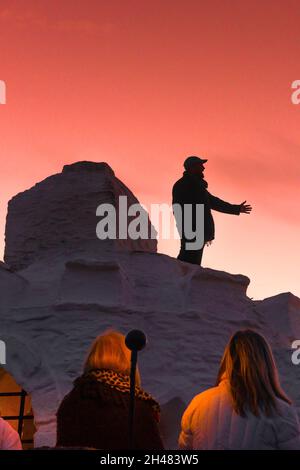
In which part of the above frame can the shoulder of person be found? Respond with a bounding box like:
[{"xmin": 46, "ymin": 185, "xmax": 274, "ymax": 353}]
[
  {"xmin": 186, "ymin": 384, "xmax": 224, "ymax": 411},
  {"xmin": 273, "ymin": 398, "xmax": 299, "ymax": 420},
  {"xmin": 269, "ymin": 399, "xmax": 300, "ymax": 447},
  {"xmin": 135, "ymin": 396, "xmax": 155, "ymax": 414},
  {"xmin": 57, "ymin": 374, "xmax": 102, "ymax": 408},
  {"xmin": 266, "ymin": 398, "xmax": 300, "ymax": 433},
  {"xmin": 173, "ymin": 176, "xmax": 186, "ymax": 189},
  {"xmin": 0, "ymin": 416, "xmax": 7, "ymax": 433},
  {"xmin": 0, "ymin": 417, "xmax": 22, "ymax": 450}
]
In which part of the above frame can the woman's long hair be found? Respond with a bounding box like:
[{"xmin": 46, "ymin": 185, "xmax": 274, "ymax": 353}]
[
  {"xmin": 216, "ymin": 329, "xmax": 291, "ymax": 417},
  {"xmin": 83, "ymin": 330, "xmax": 141, "ymax": 387}
]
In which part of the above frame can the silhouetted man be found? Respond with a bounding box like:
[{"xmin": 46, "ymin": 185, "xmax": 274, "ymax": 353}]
[{"xmin": 172, "ymin": 156, "xmax": 252, "ymax": 265}]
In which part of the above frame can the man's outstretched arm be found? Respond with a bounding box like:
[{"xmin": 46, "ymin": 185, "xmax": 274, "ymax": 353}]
[{"xmin": 208, "ymin": 194, "xmax": 252, "ymax": 215}]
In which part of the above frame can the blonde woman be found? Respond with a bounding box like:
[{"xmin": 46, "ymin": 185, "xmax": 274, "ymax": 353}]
[
  {"xmin": 179, "ymin": 329, "xmax": 300, "ymax": 450},
  {"xmin": 56, "ymin": 330, "xmax": 163, "ymax": 450}
]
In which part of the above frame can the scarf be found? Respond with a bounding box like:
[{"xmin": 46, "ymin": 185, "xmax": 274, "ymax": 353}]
[
  {"xmin": 183, "ymin": 170, "xmax": 208, "ymax": 190},
  {"xmin": 87, "ymin": 368, "xmax": 161, "ymax": 420}
]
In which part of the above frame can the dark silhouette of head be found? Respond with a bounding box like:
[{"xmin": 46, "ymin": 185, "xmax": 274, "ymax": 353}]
[
  {"xmin": 184, "ymin": 156, "xmax": 207, "ymax": 177},
  {"xmin": 216, "ymin": 329, "xmax": 291, "ymax": 417}
]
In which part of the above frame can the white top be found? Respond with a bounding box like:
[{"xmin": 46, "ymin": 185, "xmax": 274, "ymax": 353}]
[
  {"xmin": 179, "ymin": 378, "xmax": 300, "ymax": 450},
  {"xmin": 0, "ymin": 417, "xmax": 22, "ymax": 450}
]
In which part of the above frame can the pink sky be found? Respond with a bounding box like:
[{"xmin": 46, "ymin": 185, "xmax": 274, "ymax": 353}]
[{"xmin": 0, "ymin": 0, "xmax": 299, "ymax": 300}]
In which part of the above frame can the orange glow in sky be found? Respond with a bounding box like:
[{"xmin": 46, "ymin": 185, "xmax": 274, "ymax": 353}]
[{"xmin": 0, "ymin": 0, "xmax": 299, "ymax": 300}]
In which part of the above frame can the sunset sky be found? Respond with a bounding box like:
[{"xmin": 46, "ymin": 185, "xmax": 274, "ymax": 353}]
[{"xmin": 0, "ymin": 0, "xmax": 299, "ymax": 300}]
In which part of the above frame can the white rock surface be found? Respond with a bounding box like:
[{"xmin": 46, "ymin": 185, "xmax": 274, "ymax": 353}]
[
  {"xmin": 4, "ymin": 161, "xmax": 157, "ymax": 271},
  {"xmin": 1, "ymin": 161, "xmax": 300, "ymax": 449}
]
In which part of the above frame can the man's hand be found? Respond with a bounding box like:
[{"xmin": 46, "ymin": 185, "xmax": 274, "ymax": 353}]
[
  {"xmin": 205, "ymin": 240, "xmax": 213, "ymax": 247},
  {"xmin": 239, "ymin": 200, "xmax": 252, "ymax": 214}
]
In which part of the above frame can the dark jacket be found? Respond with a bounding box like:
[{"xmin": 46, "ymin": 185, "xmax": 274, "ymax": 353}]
[
  {"xmin": 172, "ymin": 172, "xmax": 241, "ymax": 242},
  {"xmin": 56, "ymin": 372, "xmax": 164, "ymax": 450}
]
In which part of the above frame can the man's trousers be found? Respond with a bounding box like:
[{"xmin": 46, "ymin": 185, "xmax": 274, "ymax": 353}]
[{"xmin": 177, "ymin": 237, "xmax": 205, "ymax": 265}]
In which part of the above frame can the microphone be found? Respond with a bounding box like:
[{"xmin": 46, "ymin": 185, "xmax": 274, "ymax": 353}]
[
  {"xmin": 125, "ymin": 329, "xmax": 147, "ymax": 352},
  {"xmin": 125, "ymin": 329, "xmax": 147, "ymax": 449}
]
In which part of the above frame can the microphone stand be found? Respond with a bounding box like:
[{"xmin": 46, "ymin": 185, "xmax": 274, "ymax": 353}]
[
  {"xmin": 125, "ymin": 330, "xmax": 147, "ymax": 450},
  {"xmin": 129, "ymin": 348, "xmax": 137, "ymax": 449}
]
